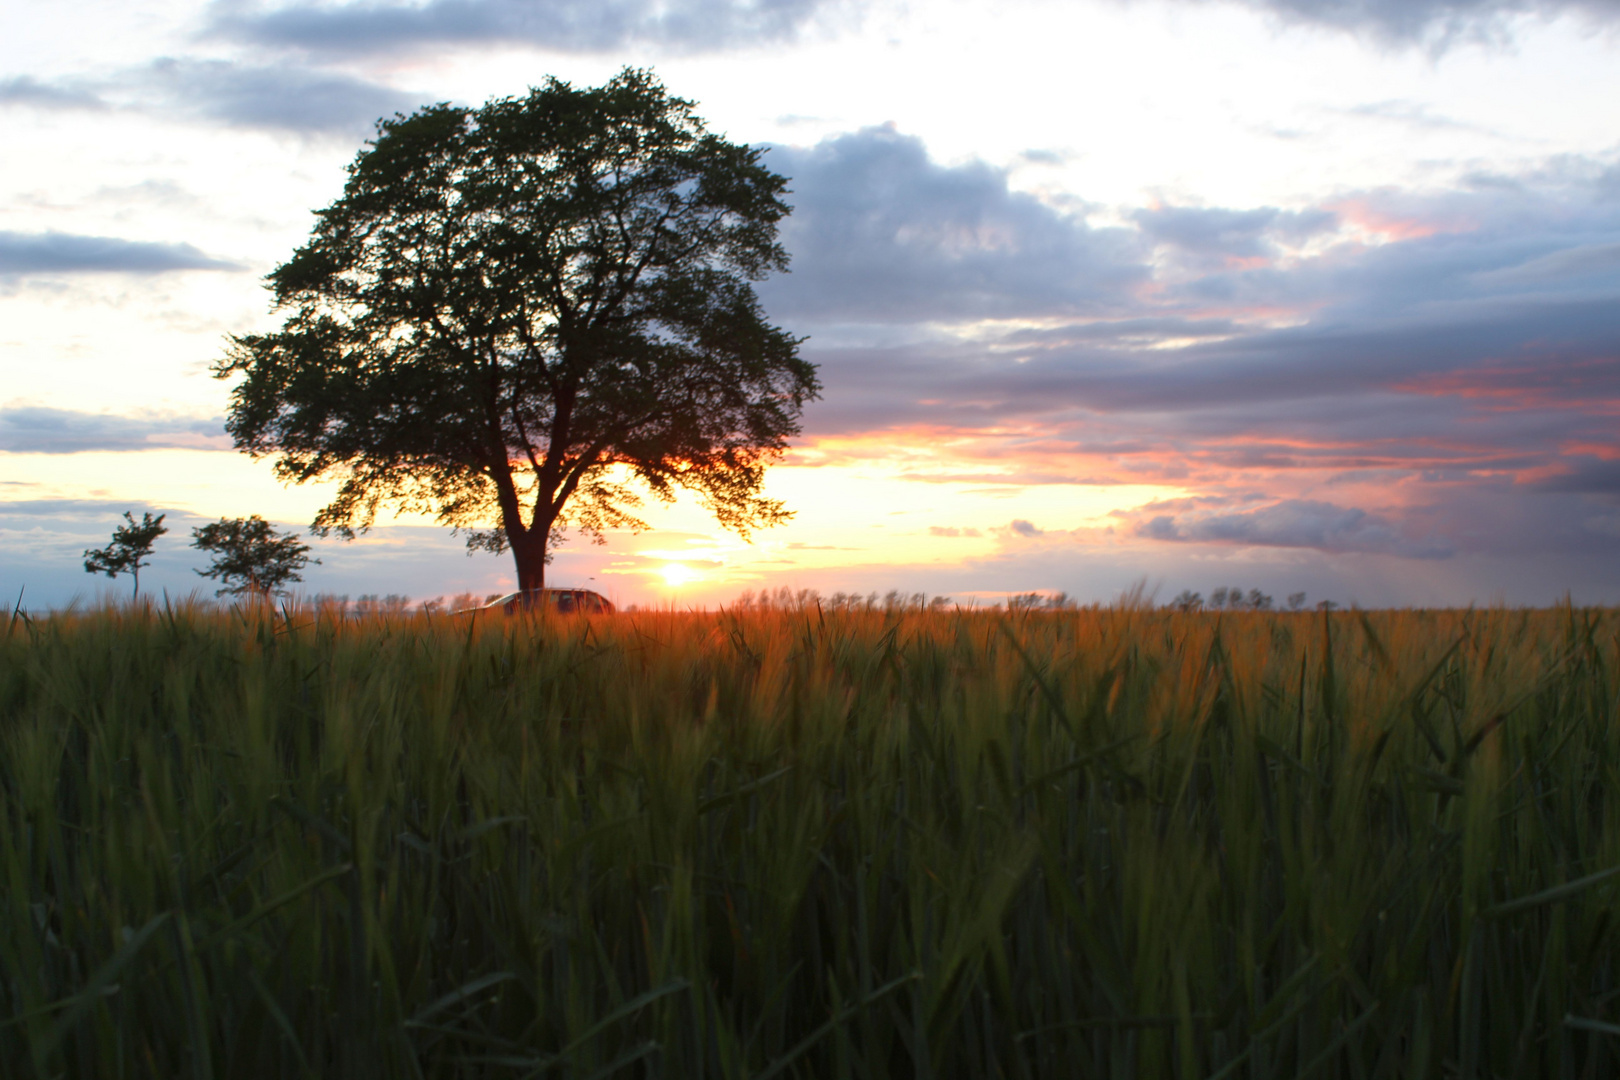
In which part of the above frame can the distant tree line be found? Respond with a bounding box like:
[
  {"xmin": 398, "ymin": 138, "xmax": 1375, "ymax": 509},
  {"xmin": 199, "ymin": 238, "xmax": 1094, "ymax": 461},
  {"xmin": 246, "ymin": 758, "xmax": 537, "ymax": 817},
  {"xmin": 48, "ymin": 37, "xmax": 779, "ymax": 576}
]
[
  {"xmin": 1168, "ymin": 588, "xmax": 1322, "ymax": 613},
  {"xmin": 733, "ymin": 588, "xmax": 955, "ymax": 613},
  {"xmin": 307, "ymin": 594, "xmax": 417, "ymax": 615},
  {"xmin": 732, "ymin": 588, "xmax": 1086, "ymax": 613}
]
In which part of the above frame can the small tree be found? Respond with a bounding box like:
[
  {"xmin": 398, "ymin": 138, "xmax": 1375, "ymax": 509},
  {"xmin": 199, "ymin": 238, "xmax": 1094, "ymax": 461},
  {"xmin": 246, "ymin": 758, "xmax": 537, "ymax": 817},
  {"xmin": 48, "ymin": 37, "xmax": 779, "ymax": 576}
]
[
  {"xmin": 191, "ymin": 515, "xmax": 319, "ymax": 598},
  {"xmin": 83, "ymin": 511, "xmax": 167, "ymax": 597}
]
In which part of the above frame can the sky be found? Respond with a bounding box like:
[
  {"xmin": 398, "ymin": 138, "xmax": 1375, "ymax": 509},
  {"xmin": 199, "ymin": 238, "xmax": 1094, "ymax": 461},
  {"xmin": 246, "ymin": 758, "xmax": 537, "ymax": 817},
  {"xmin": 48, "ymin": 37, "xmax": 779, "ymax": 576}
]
[{"xmin": 3, "ymin": 0, "xmax": 1620, "ymax": 610}]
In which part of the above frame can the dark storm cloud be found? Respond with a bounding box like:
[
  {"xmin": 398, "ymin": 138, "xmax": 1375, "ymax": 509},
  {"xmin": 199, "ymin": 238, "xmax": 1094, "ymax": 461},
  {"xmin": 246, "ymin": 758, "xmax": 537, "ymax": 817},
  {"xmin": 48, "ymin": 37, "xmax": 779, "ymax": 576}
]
[
  {"xmin": 0, "ymin": 61, "xmax": 417, "ymax": 137},
  {"xmin": 759, "ymin": 126, "xmax": 1148, "ymax": 322},
  {"xmin": 206, "ymin": 0, "xmax": 843, "ymax": 56},
  {"xmin": 1186, "ymin": 0, "xmax": 1620, "ymax": 45},
  {"xmin": 0, "ymin": 407, "xmax": 229, "ymax": 454},
  {"xmin": 1131, "ymin": 499, "xmax": 1454, "ymax": 558},
  {"xmin": 0, "ymin": 232, "xmax": 241, "ymax": 277}
]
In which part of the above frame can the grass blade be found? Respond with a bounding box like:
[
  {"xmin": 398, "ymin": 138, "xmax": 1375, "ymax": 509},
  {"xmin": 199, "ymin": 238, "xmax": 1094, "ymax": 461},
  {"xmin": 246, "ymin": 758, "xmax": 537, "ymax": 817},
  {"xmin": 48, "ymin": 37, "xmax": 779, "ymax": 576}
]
[{"xmin": 1484, "ymin": 864, "xmax": 1620, "ymax": 920}]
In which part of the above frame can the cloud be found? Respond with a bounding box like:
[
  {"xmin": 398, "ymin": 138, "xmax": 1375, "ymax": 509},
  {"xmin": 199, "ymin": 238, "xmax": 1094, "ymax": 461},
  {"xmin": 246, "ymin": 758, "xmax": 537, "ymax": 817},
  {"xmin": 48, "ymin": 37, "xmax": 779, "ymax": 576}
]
[
  {"xmin": 793, "ymin": 150, "xmax": 1620, "ymax": 435},
  {"xmin": 928, "ymin": 526, "xmax": 982, "ymax": 537},
  {"xmin": 759, "ymin": 126, "xmax": 1147, "ymax": 323},
  {"xmin": 0, "ymin": 407, "xmax": 230, "ymax": 453},
  {"xmin": 206, "ymin": 0, "xmax": 848, "ymax": 56},
  {"xmin": 0, "ymin": 232, "xmax": 242, "ymax": 278},
  {"xmin": 1131, "ymin": 499, "xmax": 1454, "ymax": 558},
  {"xmin": 0, "ymin": 501, "xmax": 521, "ymax": 610},
  {"xmin": 1185, "ymin": 0, "xmax": 1620, "ymax": 47},
  {"xmin": 143, "ymin": 57, "xmax": 420, "ymax": 135},
  {"xmin": 758, "ymin": 137, "xmax": 1620, "ymax": 575},
  {"xmin": 1132, "ymin": 204, "xmax": 1336, "ymax": 260},
  {"xmin": 1529, "ymin": 456, "xmax": 1620, "ymax": 495},
  {"xmin": 0, "ymin": 76, "xmax": 106, "ymax": 110},
  {"xmin": 1008, "ymin": 519, "xmax": 1045, "ymax": 538},
  {"xmin": 1000, "ymin": 317, "xmax": 1243, "ymax": 345},
  {"xmin": 1472, "ymin": 241, "xmax": 1620, "ymax": 286},
  {"xmin": 0, "ymin": 60, "xmax": 419, "ymax": 137},
  {"xmin": 0, "ymin": 498, "xmax": 159, "ymax": 518},
  {"xmin": 1341, "ymin": 99, "xmax": 1498, "ymax": 135}
]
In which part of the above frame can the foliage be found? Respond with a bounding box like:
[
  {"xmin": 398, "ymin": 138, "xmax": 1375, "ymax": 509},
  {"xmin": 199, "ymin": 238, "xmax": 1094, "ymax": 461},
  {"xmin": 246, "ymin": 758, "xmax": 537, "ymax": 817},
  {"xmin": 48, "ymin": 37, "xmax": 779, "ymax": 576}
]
[
  {"xmin": 4, "ymin": 601, "xmax": 1620, "ymax": 1076},
  {"xmin": 81, "ymin": 511, "xmax": 167, "ymax": 597},
  {"xmin": 1174, "ymin": 586, "xmax": 1289, "ymax": 612},
  {"xmin": 732, "ymin": 587, "xmax": 958, "ymax": 612},
  {"xmin": 1006, "ymin": 590, "xmax": 1077, "ymax": 611},
  {"xmin": 215, "ymin": 68, "xmax": 819, "ymax": 593},
  {"xmin": 190, "ymin": 515, "xmax": 318, "ymax": 597}
]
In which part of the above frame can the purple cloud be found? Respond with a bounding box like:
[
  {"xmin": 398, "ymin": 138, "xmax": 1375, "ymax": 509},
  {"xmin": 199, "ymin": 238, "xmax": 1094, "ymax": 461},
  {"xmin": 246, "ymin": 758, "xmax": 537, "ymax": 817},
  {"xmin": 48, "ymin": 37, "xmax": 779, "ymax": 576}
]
[{"xmin": 1130, "ymin": 499, "xmax": 1454, "ymax": 558}]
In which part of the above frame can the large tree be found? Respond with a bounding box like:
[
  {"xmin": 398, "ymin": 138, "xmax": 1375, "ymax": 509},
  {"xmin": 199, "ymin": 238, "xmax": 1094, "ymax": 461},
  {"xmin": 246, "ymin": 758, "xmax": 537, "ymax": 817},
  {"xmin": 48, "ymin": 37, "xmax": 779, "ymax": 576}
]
[{"xmin": 216, "ymin": 68, "xmax": 818, "ymax": 593}]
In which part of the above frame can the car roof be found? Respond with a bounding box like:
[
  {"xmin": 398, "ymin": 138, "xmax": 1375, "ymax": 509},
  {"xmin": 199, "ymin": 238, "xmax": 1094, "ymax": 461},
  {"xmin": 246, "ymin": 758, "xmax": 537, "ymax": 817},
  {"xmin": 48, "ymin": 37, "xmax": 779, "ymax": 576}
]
[{"xmin": 478, "ymin": 588, "xmax": 612, "ymax": 607}]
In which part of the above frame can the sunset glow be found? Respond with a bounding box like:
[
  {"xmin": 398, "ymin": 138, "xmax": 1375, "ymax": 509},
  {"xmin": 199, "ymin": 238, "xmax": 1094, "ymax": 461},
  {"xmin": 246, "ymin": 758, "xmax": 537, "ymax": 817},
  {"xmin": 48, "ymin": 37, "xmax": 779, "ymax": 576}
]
[
  {"xmin": 5, "ymin": 0, "xmax": 1620, "ymax": 609},
  {"xmin": 659, "ymin": 563, "xmax": 698, "ymax": 589}
]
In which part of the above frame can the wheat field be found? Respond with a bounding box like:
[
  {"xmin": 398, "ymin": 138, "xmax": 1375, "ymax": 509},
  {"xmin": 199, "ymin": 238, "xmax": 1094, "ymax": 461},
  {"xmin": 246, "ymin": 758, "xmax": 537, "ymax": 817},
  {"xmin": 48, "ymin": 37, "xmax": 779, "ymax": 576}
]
[{"xmin": 3, "ymin": 598, "xmax": 1619, "ymax": 1077}]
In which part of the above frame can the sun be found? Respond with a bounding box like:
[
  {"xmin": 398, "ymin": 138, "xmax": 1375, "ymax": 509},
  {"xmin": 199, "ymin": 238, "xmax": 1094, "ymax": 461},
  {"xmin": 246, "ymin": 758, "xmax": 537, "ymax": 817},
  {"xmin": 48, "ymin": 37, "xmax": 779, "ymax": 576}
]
[{"xmin": 660, "ymin": 562, "xmax": 697, "ymax": 587}]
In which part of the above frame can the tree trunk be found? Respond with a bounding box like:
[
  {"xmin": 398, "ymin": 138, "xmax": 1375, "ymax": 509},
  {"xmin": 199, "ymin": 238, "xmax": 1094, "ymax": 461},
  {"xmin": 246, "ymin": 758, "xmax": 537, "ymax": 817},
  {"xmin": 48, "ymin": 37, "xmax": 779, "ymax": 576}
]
[{"xmin": 511, "ymin": 520, "xmax": 550, "ymax": 595}]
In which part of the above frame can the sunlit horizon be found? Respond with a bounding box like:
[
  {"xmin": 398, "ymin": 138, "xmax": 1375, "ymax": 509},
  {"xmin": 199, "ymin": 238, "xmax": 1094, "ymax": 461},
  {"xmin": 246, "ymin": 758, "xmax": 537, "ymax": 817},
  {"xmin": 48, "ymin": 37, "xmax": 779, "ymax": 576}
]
[{"xmin": 6, "ymin": 0, "xmax": 1620, "ymax": 610}]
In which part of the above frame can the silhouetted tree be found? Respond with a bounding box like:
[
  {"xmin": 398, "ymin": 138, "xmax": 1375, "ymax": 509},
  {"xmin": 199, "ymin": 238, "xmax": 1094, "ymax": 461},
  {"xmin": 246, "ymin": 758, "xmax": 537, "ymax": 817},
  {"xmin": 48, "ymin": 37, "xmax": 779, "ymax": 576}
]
[
  {"xmin": 191, "ymin": 515, "xmax": 318, "ymax": 598},
  {"xmin": 83, "ymin": 511, "xmax": 167, "ymax": 597},
  {"xmin": 1171, "ymin": 590, "xmax": 1203, "ymax": 612},
  {"xmin": 216, "ymin": 68, "xmax": 818, "ymax": 594},
  {"xmin": 1287, "ymin": 591, "xmax": 1308, "ymax": 611}
]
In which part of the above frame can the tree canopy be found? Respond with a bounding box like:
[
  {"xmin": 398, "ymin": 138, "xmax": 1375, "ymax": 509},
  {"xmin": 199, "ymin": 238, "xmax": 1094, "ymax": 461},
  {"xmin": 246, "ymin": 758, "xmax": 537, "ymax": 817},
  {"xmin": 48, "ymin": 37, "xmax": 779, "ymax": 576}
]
[
  {"xmin": 83, "ymin": 511, "xmax": 167, "ymax": 597},
  {"xmin": 192, "ymin": 516, "xmax": 318, "ymax": 598},
  {"xmin": 216, "ymin": 68, "xmax": 818, "ymax": 592}
]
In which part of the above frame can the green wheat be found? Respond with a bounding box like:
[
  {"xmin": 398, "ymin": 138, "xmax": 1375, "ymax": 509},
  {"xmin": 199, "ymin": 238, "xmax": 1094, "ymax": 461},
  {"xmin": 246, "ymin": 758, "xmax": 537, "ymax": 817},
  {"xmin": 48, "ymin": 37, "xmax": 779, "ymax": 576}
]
[{"xmin": 3, "ymin": 598, "xmax": 1619, "ymax": 1077}]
